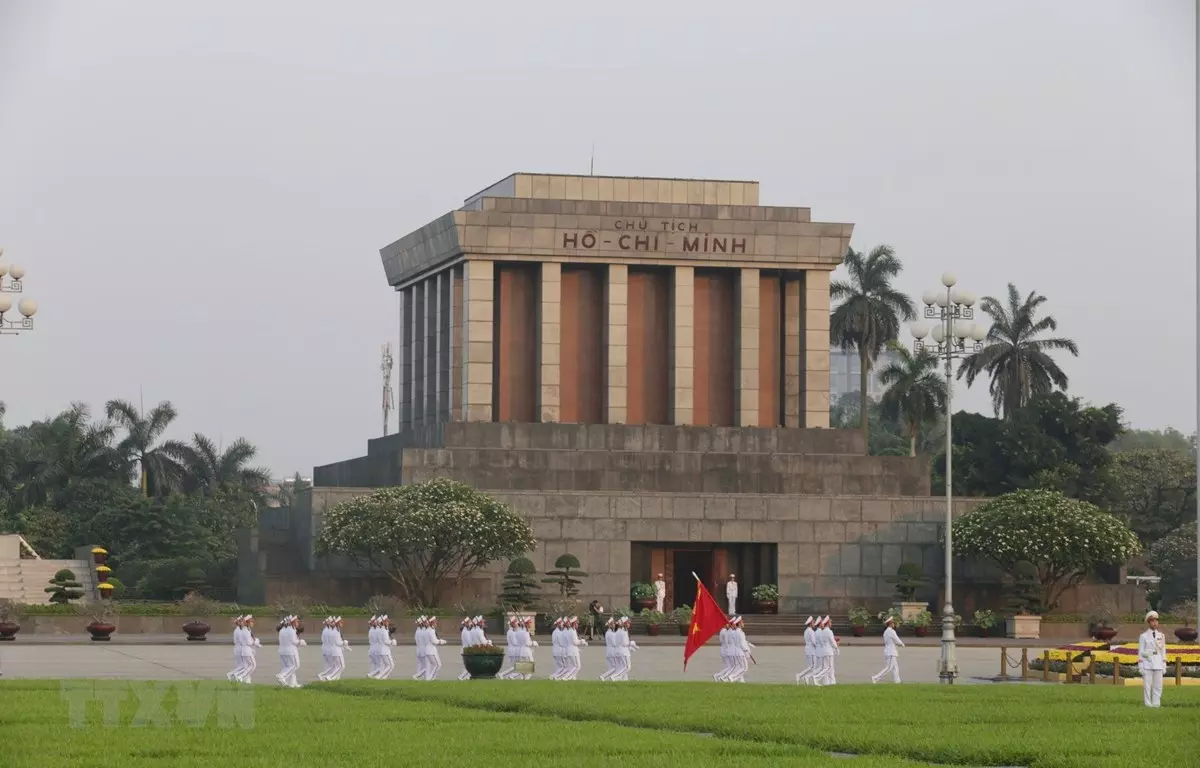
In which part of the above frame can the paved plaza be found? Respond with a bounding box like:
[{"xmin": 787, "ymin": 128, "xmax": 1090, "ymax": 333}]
[{"xmin": 0, "ymin": 642, "xmax": 1052, "ymax": 685}]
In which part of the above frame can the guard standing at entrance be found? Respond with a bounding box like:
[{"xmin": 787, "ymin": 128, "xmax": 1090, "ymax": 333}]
[{"xmin": 725, "ymin": 574, "xmax": 738, "ymax": 615}]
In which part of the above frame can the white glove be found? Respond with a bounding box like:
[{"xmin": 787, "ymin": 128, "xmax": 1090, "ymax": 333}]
[
  {"xmin": 438, "ymin": 640, "xmax": 447, "ymax": 646},
  {"xmin": 531, "ymin": 641, "xmax": 539, "ymax": 647},
  {"xmin": 629, "ymin": 642, "xmax": 639, "ymax": 651},
  {"xmin": 299, "ymin": 640, "xmax": 307, "ymax": 647},
  {"xmin": 253, "ymin": 639, "xmax": 262, "ymax": 648},
  {"xmin": 389, "ymin": 639, "xmax": 397, "ymax": 647}
]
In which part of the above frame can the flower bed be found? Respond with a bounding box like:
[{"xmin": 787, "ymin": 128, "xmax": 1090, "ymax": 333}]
[{"xmin": 1029, "ymin": 641, "xmax": 1200, "ymax": 679}]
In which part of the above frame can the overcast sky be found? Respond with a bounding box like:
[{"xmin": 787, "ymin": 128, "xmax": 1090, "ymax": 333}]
[{"xmin": 0, "ymin": 0, "xmax": 1194, "ymax": 477}]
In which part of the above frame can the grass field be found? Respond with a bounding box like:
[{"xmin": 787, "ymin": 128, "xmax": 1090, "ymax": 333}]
[{"xmin": 2, "ymin": 679, "xmax": 1196, "ymax": 767}]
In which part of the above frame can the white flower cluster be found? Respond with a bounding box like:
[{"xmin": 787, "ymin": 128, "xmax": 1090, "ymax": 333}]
[{"xmin": 952, "ymin": 489, "xmax": 1141, "ymax": 572}]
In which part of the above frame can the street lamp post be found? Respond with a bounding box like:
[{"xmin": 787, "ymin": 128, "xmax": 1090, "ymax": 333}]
[
  {"xmin": 0, "ymin": 248, "xmax": 40, "ymax": 336},
  {"xmin": 908, "ymin": 272, "xmax": 987, "ymax": 685}
]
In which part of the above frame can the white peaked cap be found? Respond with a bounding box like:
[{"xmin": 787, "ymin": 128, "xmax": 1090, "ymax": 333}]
[
  {"xmin": 380, "ymin": 615, "xmax": 388, "ymax": 621},
  {"xmin": 1146, "ymin": 610, "xmax": 1159, "ymax": 622},
  {"xmin": 884, "ymin": 615, "xmax": 894, "ymax": 625},
  {"xmin": 244, "ymin": 614, "xmax": 253, "ymax": 620},
  {"xmin": 804, "ymin": 616, "xmax": 814, "ymax": 626},
  {"xmin": 475, "ymin": 615, "xmax": 483, "ymax": 622}
]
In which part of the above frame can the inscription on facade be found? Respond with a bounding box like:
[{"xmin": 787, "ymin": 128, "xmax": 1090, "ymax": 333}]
[{"xmin": 562, "ymin": 219, "xmax": 747, "ymax": 255}]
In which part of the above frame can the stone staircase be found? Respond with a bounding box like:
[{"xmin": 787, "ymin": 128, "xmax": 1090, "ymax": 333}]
[{"xmin": 0, "ymin": 535, "xmax": 96, "ymax": 604}]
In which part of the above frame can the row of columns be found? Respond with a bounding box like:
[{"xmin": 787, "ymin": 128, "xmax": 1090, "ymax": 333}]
[{"xmin": 400, "ymin": 260, "xmax": 831, "ymax": 430}]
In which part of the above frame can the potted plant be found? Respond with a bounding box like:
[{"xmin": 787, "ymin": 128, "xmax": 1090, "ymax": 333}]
[
  {"xmin": 630, "ymin": 582, "xmax": 657, "ymax": 611},
  {"xmin": 640, "ymin": 608, "xmax": 665, "ymax": 636},
  {"xmin": 461, "ymin": 644, "xmax": 506, "ymax": 679},
  {"xmin": 751, "ymin": 584, "xmax": 779, "ymax": 614},
  {"xmin": 91, "ymin": 547, "xmax": 108, "ymax": 566},
  {"xmin": 1172, "ymin": 599, "xmax": 1198, "ymax": 644},
  {"xmin": 1004, "ymin": 560, "xmax": 1043, "ymax": 639},
  {"xmin": 0, "ymin": 599, "xmax": 24, "ymax": 641},
  {"xmin": 973, "ymin": 609, "xmax": 998, "ymax": 637},
  {"xmin": 541, "ymin": 554, "xmax": 587, "ymax": 598},
  {"xmin": 672, "ymin": 605, "xmax": 693, "ymax": 636},
  {"xmin": 1085, "ymin": 600, "xmax": 1118, "ymax": 643},
  {"xmin": 906, "ymin": 609, "xmax": 932, "ymax": 637},
  {"xmin": 499, "ymin": 558, "xmax": 541, "ymax": 626},
  {"xmin": 887, "ymin": 563, "xmax": 929, "ymax": 620},
  {"xmin": 848, "ymin": 606, "xmax": 872, "ymax": 637},
  {"xmin": 78, "ymin": 600, "xmax": 119, "ymax": 641},
  {"xmin": 181, "ymin": 593, "xmax": 220, "ymax": 641}
]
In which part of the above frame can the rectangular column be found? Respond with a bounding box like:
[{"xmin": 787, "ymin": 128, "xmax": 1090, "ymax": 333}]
[
  {"xmin": 605, "ymin": 264, "xmax": 628, "ymax": 424},
  {"xmin": 759, "ymin": 274, "xmax": 783, "ymax": 427},
  {"xmin": 802, "ymin": 269, "xmax": 831, "ymax": 428},
  {"xmin": 494, "ymin": 264, "xmax": 538, "ymax": 422},
  {"xmin": 399, "ymin": 287, "xmax": 411, "ymax": 430},
  {"xmin": 737, "ymin": 268, "xmax": 760, "ymax": 427},
  {"xmin": 694, "ymin": 269, "xmax": 735, "ymax": 427},
  {"xmin": 671, "ymin": 266, "xmax": 694, "ymax": 425},
  {"xmin": 783, "ymin": 276, "xmax": 802, "ymax": 427},
  {"xmin": 539, "ymin": 262, "xmax": 561, "ymax": 422},
  {"xmin": 627, "ymin": 268, "xmax": 670, "ymax": 424},
  {"xmin": 425, "ymin": 275, "xmax": 438, "ymax": 425},
  {"xmin": 450, "ymin": 267, "xmax": 463, "ymax": 420},
  {"xmin": 439, "ymin": 271, "xmax": 453, "ymax": 422},
  {"xmin": 412, "ymin": 281, "xmax": 427, "ymax": 427},
  {"xmin": 561, "ymin": 266, "xmax": 605, "ymax": 423},
  {"xmin": 463, "ymin": 261, "xmax": 494, "ymax": 422}
]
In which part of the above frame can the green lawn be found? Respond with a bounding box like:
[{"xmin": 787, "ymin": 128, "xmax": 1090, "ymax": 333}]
[{"xmin": 2, "ymin": 679, "xmax": 1197, "ymax": 767}]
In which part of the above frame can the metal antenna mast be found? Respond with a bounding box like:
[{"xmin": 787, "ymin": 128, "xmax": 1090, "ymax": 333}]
[{"xmin": 381, "ymin": 343, "xmax": 394, "ymax": 436}]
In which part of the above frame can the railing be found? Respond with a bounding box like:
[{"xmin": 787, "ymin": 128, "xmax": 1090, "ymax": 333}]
[{"xmin": 998, "ymin": 646, "xmax": 1192, "ymax": 685}]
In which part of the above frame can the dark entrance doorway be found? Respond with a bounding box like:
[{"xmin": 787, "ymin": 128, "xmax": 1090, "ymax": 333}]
[{"xmin": 672, "ymin": 549, "xmax": 712, "ymax": 609}]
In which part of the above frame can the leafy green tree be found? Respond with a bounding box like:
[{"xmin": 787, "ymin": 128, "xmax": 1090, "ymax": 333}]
[
  {"xmin": 952, "ymin": 489, "xmax": 1141, "ymax": 611},
  {"xmin": 315, "ymin": 478, "xmax": 536, "ymax": 607},
  {"xmin": 11, "ymin": 404, "xmax": 124, "ymax": 507},
  {"xmin": 830, "ymin": 391, "xmax": 934, "ymax": 457},
  {"xmin": 164, "ymin": 434, "xmax": 271, "ymax": 497},
  {"xmin": 877, "ymin": 342, "xmax": 947, "ymax": 456},
  {"xmin": 1109, "ymin": 427, "xmax": 1195, "ymax": 455},
  {"xmin": 957, "ymin": 283, "xmax": 1079, "ymax": 420},
  {"xmin": 105, "ymin": 399, "xmax": 188, "ymax": 497},
  {"xmin": 1109, "ymin": 449, "xmax": 1196, "ymax": 544},
  {"xmin": 829, "ymin": 245, "xmax": 917, "ymax": 448},
  {"xmin": 499, "ymin": 557, "xmax": 541, "ymax": 611},
  {"xmin": 1146, "ymin": 522, "xmax": 1197, "ymax": 607}
]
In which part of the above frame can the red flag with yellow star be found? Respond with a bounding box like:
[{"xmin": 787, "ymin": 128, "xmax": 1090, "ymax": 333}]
[{"xmin": 684, "ymin": 578, "xmax": 728, "ymax": 670}]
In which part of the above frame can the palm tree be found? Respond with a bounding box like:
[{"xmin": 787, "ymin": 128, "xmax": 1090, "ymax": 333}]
[
  {"xmin": 165, "ymin": 433, "xmax": 271, "ymax": 497},
  {"xmin": 829, "ymin": 245, "xmax": 917, "ymax": 448},
  {"xmin": 877, "ymin": 342, "xmax": 948, "ymax": 456},
  {"xmin": 105, "ymin": 399, "xmax": 189, "ymax": 497},
  {"xmin": 13, "ymin": 404, "xmax": 123, "ymax": 506},
  {"xmin": 957, "ymin": 283, "xmax": 1079, "ymax": 420}
]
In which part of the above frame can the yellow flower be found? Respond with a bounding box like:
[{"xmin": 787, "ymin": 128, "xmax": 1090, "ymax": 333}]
[{"xmin": 96, "ymin": 565, "xmax": 112, "ymax": 573}]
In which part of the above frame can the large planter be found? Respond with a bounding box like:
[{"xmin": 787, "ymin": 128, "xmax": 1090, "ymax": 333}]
[
  {"xmin": 87, "ymin": 622, "xmax": 116, "ymax": 641},
  {"xmin": 914, "ymin": 626, "xmax": 928, "ymax": 638},
  {"xmin": 0, "ymin": 621, "xmax": 20, "ymax": 641},
  {"xmin": 1091, "ymin": 627, "xmax": 1118, "ymax": 643},
  {"xmin": 1175, "ymin": 627, "xmax": 1198, "ymax": 643},
  {"xmin": 977, "ymin": 626, "xmax": 991, "ymax": 638},
  {"xmin": 894, "ymin": 602, "xmax": 927, "ymax": 622},
  {"xmin": 677, "ymin": 622, "xmax": 689, "ymax": 636},
  {"xmin": 1006, "ymin": 614, "xmax": 1042, "ymax": 640},
  {"xmin": 462, "ymin": 652, "xmax": 504, "ymax": 679},
  {"xmin": 646, "ymin": 624, "xmax": 661, "ymax": 637},
  {"xmin": 754, "ymin": 600, "xmax": 778, "ymax": 615},
  {"xmin": 634, "ymin": 598, "xmax": 656, "ymax": 612},
  {"xmin": 851, "ymin": 625, "xmax": 866, "ymax": 637},
  {"xmin": 182, "ymin": 621, "xmax": 212, "ymax": 641}
]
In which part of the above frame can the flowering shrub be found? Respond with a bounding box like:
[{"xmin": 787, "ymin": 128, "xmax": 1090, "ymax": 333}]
[
  {"xmin": 315, "ymin": 478, "xmax": 536, "ymax": 607},
  {"xmin": 462, "ymin": 644, "xmax": 504, "ymax": 656},
  {"xmin": 951, "ymin": 489, "xmax": 1141, "ymax": 611}
]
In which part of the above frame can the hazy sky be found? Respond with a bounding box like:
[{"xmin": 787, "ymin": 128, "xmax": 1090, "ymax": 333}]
[{"xmin": 0, "ymin": 1, "xmax": 1194, "ymax": 477}]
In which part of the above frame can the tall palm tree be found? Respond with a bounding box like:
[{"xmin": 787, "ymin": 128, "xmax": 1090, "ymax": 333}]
[
  {"xmin": 829, "ymin": 245, "xmax": 917, "ymax": 448},
  {"xmin": 105, "ymin": 399, "xmax": 188, "ymax": 497},
  {"xmin": 14, "ymin": 403, "xmax": 123, "ymax": 506},
  {"xmin": 877, "ymin": 342, "xmax": 948, "ymax": 456},
  {"xmin": 165, "ymin": 433, "xmax": 271, "ymax": 497},
  {"xmin": 957, "ymin": 283, "xmax": 1079, "ymax": 420}
]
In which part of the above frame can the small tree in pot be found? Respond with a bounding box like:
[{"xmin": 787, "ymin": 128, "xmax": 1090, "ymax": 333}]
[
  {"xmin": 640, "ymin": 608, "xmax": 665, "ymax": 636},
  {"xmin": 45, "ymin": 569, "xmax": 85, "ymax": 604},
  {"xmin": 542, "ymin": 554, "xmax": 587, "ymax": 599},
  {"xmin": 905, "ymin": 609, "xmax": 932, "ymax": 637},
  {"xmin": 672, "ymin": 604, "xmax": 692, "ymax": 636},
  {"xmin": 0, "ymin": 599, "xmax": 25, "ymax": 641},
  {"xmin": 848, "ymin": 606, "xmax": 872, "ymax": 637},
  {"xmin": 499, "ymin": 557, "xmax": 541, "ymax": 626},
  {"xmin": 751, "ymin": 584, "xmax": 779, "ymax": 614},
  {"xmin": 973, "ymin": 609, "xmax": 998, "ymax": 637}
]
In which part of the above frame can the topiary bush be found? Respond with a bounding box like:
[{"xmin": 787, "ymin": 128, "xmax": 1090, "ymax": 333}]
[{"xmin": 45, "ymin": 569, "xmax": 84, "ymax": 604}]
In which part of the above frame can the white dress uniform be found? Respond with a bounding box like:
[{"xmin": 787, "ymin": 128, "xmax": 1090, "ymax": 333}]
[
  {"xmin": 550, "ymin": 621, "xmax": 566, "ymax": 680},
  {"xmin": 498, "ymin": 620, "xmax": 519, "ymax": 679},
  {"xmin": 564, "ymin": 619, "xmax": 587, "ymax": 680},
  {"xmin": 420, "ymin": 619, "xmax": 447, "ymax": 680},
  {"xmin": 872, "ymin": 620, "xmax": 905, "ymax": 683},
  {"xmin": 714, "ymin": 624, "xmax": 731, "ymax": 682},
  {"xmin": 796, "ymin": 617, "xmax": 817, "ymax": 684},
  {"xmin": 326, "ymin": 620, "xmax": 349, "ymax": 681},
  {"xmin": 318, "ymin": 621, "xmax": 336, "ymax": 681},
  {"xmin": 1138, "ymin": 612, "xmax": 1168, "ymax": 708},
  {"xmin": 613, "ymin": 620, "xmax": 638, "ymax": 681},
  {"xmin": 600, "ymin": 623, "xmax": 617, "ymax": 680},
  {"xmin": 458, "ymin": 620, "xmax": 476, "ymax": 680},
  {"xmin": 412, "ymin": 619, "xmax": 428, "ymax": 680},
  {"xmin": 241, "ymin": 619, "xmax": 261, "ymax": 682},
  {"xmin": 654, "ymin": 578, "xmax": 667, "ymax": 613},
  {"xmin": 514, "ymin": 620, "xmax": 537, "ymax": 679},
  {"xmin": 731, "ymin": 620, "xmax": 753, "ymax": 683},
  {"xmin": 366, "ymin": 618, "xmax": 382, "ymax": 678},
  {"xmin": 726, "ymin": 576, "xmax": 738, "ymax": 615},
  {"xmin": 820, "ymin": 617, "xmax": 838, "ymax": 685},
  {"xmin": 276, "ymin": 618, "xmax": 306, "ymax": 688},
  {"xmin": 228, "ymin": 619, "xmax": 246, "ymax": 682},
  {"xmin": 810, "ymin": 619, "xmax": 829, "ymax": 686},
  {"xmin": 375, "ymin": 616, "xmax": 397, "ymax": 679}
]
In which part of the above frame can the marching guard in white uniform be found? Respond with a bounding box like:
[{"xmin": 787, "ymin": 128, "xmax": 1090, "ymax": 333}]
[
  {"xmin": 374, "ymin": 615, "xmax": 397, "ymax": 679},
  {"xmin": 231, "ymin": 614, "xmax": 261, "ymax": 683},
  {"xmin": 458, "ymin": 617, "xmax": 476, "ymax": 680},
  {"xmin": 819, "ymin": 616, "xmax": 839, "ymax": 685},
  {"xmin": 613, "ymin": 616, "xmax": 638, "ymax": 681},
  {"xmin": 276, "ymin": 615, "xmax": 306, "ymax": 688},
  {"xmin": 796, "ymin": 616, "xmax": 817, "ymax": 684},
  {"xmin": 811, "ymin": 616, "xmax": 829, "ymax": 686},
  {"xmin": 366, "ymin": 615, "xmax": 381, "ymax": 678},
  {"xmin": 318, "ymin": 617, "xmax": 336, "ymax": 681},
  {"xmin": 871, "ymin": 615, "xmax": 905, "ymax": 683},
  {"xmin": 600, "ymin": 618, "xmax": 618, "ymax": 680},
  {"xmin": 327, "ymin": 616, "xmax": 350, "ymax": 681},
  {"xmin": 563, "ymin": 616, "xmax": 587, "ymax": 680},
  {"xmin": 714, "ymin": 619, "xmax": 733, "ymax": 682},
  {"xmin": 419, "ymin": 616, "xmax": 447, "ymax": 680},
  {"xmin": 228, "ymin": 615, "xmax": 247, "ymax": 682},
  {"xmin": 1138, "ymin": 610, "xmax": 1168, "ymax": 708},
  {"xmin": 515, "ymin": 617, "xmax": 537, "ymax": 679},
  {"xmin": 550, "ymin": 618, "xmax": 566, "ymax": 680},
  {"xmin": 729, "ymin": 616, "xmax": 754, "ymax": 683},
  {"xmin": 498, "ymin": 617, "xmax": 520, "ymax": 679}
]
